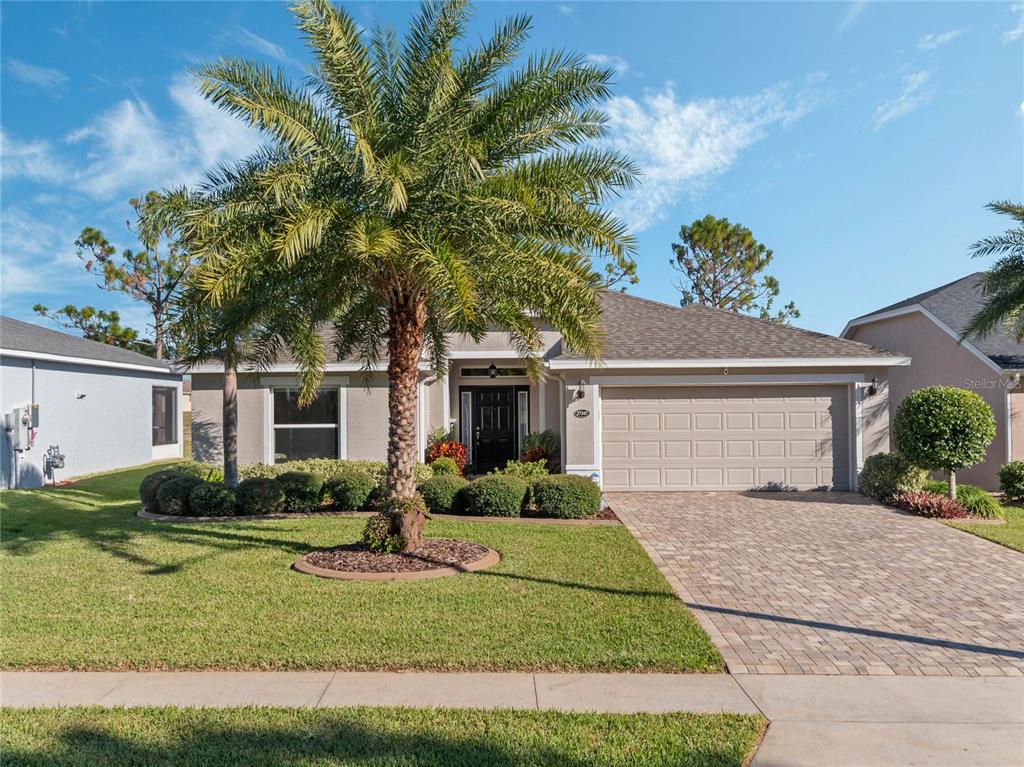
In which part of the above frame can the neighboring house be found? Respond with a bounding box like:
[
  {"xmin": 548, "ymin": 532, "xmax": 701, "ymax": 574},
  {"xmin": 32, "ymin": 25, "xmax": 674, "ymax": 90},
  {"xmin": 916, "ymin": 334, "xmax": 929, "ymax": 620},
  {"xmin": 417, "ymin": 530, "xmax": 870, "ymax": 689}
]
[
  {"xmin": 190, "ymin": 292, "xmax": 908, "ymax": 491},
  {"xmin": 0, "ymin": 316, "xmax": 184, "ymax": 489},
  {"xmin": 843, "ymin": 273, "xmax": 1024, "ymax": 490}
]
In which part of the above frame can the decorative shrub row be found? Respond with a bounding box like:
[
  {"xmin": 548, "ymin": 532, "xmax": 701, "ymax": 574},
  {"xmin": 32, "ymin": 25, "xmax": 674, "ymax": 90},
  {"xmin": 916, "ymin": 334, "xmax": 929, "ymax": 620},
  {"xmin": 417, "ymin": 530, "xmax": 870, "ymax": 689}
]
[
  {"xmin": 419, "ymin": 473, "xmax": 602, "ymax": 519},
  {"xmin": 419, "ymin": 475, "xmax": 470, "ymax": 515},
  {"xmin": 921, "ymin": 480, "xmax": 1004, "ymax": 520},
  {"xmin": 531, "ymin": 475, "xmax": 602, "ymax": 519},
  {"xmin": 889, "ymin": 491, "xmax": 967, "ymax": 519}
]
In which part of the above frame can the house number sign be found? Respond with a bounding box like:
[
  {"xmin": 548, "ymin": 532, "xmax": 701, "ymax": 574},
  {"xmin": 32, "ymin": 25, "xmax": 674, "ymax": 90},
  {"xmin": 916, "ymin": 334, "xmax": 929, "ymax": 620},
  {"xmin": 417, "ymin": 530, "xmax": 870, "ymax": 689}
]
[{"xmin": 573, "ymin": 408, "xmax": 590, "ymax": 418}]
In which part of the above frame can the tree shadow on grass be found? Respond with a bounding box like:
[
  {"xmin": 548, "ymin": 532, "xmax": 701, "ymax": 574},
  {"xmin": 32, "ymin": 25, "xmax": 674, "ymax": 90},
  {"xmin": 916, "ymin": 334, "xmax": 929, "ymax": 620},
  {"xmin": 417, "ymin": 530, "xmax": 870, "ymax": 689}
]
[
  {"xmin": 472, "ymin": 569, "xmax": 678, "ymax": 600},
  {"xmin": 0, "ymin": 715, "xmax": 750, "ymax": 767}
]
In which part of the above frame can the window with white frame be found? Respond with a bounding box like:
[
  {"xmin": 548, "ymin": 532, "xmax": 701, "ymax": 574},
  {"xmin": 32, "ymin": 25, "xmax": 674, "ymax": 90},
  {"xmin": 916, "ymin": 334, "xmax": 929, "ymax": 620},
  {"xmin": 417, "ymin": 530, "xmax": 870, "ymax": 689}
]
[
  {"xmin": 152, "ymin": 387, "xmax": 177, "ymax": 446},
  {"xmin": 273, "ymin": 388, "xmax": 339, "ymax": 462}
]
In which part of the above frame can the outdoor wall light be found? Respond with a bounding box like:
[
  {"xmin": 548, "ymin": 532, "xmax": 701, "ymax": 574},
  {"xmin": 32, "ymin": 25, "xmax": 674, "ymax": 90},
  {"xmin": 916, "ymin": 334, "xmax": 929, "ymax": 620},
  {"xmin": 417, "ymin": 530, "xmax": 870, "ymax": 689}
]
[
  {"xmin": 866, "ymin": 376, "xmax": 878, "ymax": 396},
  {"xmin": 573, "ymin": 379, "xmax": 585, "ymax": 401},
  {"xmin": 488, "ymin": 362, "xmax": 497, "ymax": 378}
]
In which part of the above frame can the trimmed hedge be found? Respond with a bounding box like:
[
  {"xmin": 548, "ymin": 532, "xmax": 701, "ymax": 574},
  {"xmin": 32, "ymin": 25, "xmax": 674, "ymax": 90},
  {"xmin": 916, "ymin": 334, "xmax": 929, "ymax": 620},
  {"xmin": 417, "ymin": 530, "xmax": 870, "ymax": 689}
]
[
  {"xmin": 420, "ymin": 475, "xmax": 470, "ymax": 515},
  {"xmin": 240, "ymin": 459, "xmax": 432, "ymax": 485},
  {"xmin": 922, "ymin": 480, "xmax": 1004, "ymax": 519},
  {"xmin": 236, "ymin": 478, "xmax": 286, "ymax": 516},
  {"xmin": 428, "ymin": 456, "xmax": 460, "ymax": 476},
  {"xmin": 893, "ymin": 386, "xmax": 995, "ymax": 479},
  {"xmin": 139, "ymin": 470, "xmax": 188, "ymax": 510},
  {"xmin": 460, "ymin": 475, "xmax": 527, "ymax": 517},
  {"xmin": 999, "ymin": 461, "xmax": 1024, "ymax": 503},
  {"xmin": 277, "ymin": 471, "xmax": 324, "ymax": 513},
  {"xmin": 858, "ymin": 453, "xmax": 926, "ymax": 501},
  {"xmin": 325, "ymin": 471, "xmax": 377, "ymax": 510},
  {"xmin": 491, "ymin": 460, "xmax": 549, "ymax": 480},
  {"xmin": 189, "ymin": 482, "xmax": 237, "ymax": 517},
  {"xmin": 531, "ymin": 475, "xmax": 601, "ymax": 519},
  {"xmin": 155, "ymin": 475, "xmax": 203, "ymax": 516}
]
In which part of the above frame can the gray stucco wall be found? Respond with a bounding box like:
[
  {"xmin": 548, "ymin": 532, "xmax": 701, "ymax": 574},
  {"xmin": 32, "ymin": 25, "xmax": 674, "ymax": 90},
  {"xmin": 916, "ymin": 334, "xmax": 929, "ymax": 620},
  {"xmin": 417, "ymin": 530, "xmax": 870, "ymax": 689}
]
[{"xmin": 1, "ymin": 355, "xmax": 182, "ymax": 489}]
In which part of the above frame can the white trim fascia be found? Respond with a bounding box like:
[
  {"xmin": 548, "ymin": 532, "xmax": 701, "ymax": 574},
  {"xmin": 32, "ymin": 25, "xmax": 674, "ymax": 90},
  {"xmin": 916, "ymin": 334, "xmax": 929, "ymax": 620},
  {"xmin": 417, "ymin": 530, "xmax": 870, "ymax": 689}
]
[
  {"xmin": 594, "ymin": 384, "xmax": 602, "ymax": 489},
  {"xmin": 558, "ymin": 374, "xmax": 567, "ymax": 471},
  {"xmin": 843, "ymin": 304, "xmax": 1001, "ymax": 375},
  {"xmin": 0, "ymin": 348, "xmax": 180, "ymax": 376},
  {"xmin": 538, "ymin": 378, "xmax": 546, "ymax": 431},
  {"xmin": 548, "ymin": 356, "xmax": 909, "ymax": 370},
  {"xmin": 565, "ymin": 464, "xmax": 600, "ymax": 472},
  {"xmin": 442, "ymin": 376, "xmax": 452, "ymax": 430},
  {"xmin": 591, "ymin": 373, "xmax": 866, "ymax": 386},
  {"xmin": 447, "ymin": 351, "xmax": 540, "ymax": 360},
  {"xmin": 854, "ymin": 383, "xmax": 865, "ymax": 485}
]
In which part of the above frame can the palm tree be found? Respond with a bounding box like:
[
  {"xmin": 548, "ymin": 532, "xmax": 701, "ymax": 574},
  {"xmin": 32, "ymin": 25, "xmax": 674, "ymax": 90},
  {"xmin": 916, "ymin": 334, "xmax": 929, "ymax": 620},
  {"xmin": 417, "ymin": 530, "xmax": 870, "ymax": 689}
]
[
  {"xmin": 180, "ymin": 0, "xmax": 637, "ymax": 550},
  {"xmin": 965, "ymin": 201, "xmax": 1024, "ymax": 341}
]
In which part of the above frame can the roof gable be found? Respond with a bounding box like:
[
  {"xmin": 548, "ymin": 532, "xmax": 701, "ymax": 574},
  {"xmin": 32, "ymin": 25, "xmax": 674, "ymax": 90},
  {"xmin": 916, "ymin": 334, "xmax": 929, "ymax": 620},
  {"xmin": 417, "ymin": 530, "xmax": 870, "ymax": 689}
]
[{"xmin": 0, "ymin": 316, "xmax": 170, "ymax": 370}]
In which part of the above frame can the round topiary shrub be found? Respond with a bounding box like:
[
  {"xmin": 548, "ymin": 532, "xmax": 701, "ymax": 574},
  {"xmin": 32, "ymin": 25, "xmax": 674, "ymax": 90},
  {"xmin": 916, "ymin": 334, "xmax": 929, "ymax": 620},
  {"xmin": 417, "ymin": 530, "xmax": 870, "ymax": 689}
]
[
  {"xmin": 999, "ymin": 461, "xmax": 1024, "ymax": 503},
  {"xmin": 189, "ymin": 482, "xmax": 237, "ymax": 517},
  {"xmin": 531, "ymin": 474, "xmax": 601, "ymax": 519},
  {"xmin": 139, "ymin": 469, "xmax": 188, "ymax": 510},
  {"xmin": 893, "ymin": 386, "xmax": 996, "ymax": 498},
  {"xmin": 858, "ymin": 452, "xmax": 926, "ymax": 501},
  {"xmin": 420, "ymin": 475, "xmax": 470, "ymax": 515},
  {"xmin": 155, "ymin": 475, "xmax": 203, "ymax": 516},
  {"xmin": 236, "ymin": 477, "xmax": 286, "ymax": 516},
  {"xmin": 460, "ymin": 475, "xmax": 527, "ymax": 517},
  {"xmin": 325, "ymin": 471, "xmax": 377, "ymax": 510},
  {"xmin": 429, "ymin": 456, "xmax": 460, "ymax": 476},
  {"xmin": 276, "ymin": 471, "xmax": 324, "ymax": 513}
]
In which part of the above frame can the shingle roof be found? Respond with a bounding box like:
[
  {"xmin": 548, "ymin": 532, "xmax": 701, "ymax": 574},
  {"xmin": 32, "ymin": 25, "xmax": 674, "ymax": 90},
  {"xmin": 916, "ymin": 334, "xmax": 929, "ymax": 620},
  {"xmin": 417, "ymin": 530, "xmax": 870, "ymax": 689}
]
[
  {"xmin": 554, "ymin": 292, "xmax": 902, "ymax": 361},
  {"xmin": 850, "ymin": 273, "xmax": 1024, "ymax": 369},
  {"xmin": 0, "ymin": 316, "xmax": 172, "ymax": 370}
]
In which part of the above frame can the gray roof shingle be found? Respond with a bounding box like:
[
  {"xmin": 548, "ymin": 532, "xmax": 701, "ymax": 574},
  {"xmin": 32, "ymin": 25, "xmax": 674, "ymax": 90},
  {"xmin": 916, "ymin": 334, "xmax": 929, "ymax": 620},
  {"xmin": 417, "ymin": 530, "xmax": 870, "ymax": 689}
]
[
  {"xmin": 555, "ymin": 292, "xmax": 902, "ymax": 361},
  {"xmin": 851, "ymin": 273, "xmax": 1024, "ymax": 369},
  {"xmin": 0, "ymin": 316, "xmax": 172, "ymax": 370}
]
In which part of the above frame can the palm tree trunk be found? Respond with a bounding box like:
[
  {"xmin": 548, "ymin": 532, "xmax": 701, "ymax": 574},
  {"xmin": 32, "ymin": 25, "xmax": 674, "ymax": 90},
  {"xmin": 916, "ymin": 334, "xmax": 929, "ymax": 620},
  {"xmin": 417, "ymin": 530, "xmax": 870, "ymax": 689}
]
[
  {"xmin": 223, "ymin": 365, "xmax": 239, "ymax": 488},
  {"xmin": 385, "ymin": 300, "xmax": 427, "ymax": 551}
]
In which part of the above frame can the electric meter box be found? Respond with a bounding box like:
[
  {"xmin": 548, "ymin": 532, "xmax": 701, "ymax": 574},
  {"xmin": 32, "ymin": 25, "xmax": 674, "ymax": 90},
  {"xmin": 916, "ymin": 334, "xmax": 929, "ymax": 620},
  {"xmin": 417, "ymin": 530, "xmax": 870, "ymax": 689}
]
[{"xmin": 8, "ymin": 404, "xmax": 37, "ymax": 450}]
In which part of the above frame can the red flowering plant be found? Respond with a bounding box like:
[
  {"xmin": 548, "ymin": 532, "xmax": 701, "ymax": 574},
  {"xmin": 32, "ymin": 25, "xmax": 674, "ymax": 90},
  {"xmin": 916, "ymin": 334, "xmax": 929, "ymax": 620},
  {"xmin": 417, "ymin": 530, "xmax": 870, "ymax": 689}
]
[{"xmin": 426, "ymin": 441, "xmax": 468, "ymax": 474}]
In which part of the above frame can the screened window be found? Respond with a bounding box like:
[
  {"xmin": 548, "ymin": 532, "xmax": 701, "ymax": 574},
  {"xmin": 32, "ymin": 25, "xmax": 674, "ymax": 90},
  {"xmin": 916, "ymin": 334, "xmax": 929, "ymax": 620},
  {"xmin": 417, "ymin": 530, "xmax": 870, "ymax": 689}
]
[
  {"xmin": 273, "ymin": 388, "xmax": 339, "ymax": 462},
  {"xmin": 152, "ymin": 387, "xmax": 177, "ymax": 446}
]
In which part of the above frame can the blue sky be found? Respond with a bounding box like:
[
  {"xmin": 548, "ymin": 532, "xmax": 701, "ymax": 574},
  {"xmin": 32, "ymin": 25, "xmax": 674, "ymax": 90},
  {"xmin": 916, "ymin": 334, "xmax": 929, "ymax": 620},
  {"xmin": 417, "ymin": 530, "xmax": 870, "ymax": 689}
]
[{"xmin": 1, "ymin": 1, "xmax": 1021, "ymax": 339}]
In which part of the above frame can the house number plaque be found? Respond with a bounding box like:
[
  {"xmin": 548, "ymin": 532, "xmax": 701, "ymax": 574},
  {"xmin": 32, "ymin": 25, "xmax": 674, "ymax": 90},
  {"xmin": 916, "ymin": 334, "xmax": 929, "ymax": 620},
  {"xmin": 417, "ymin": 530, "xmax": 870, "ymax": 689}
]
[{"xmin": 573, "ymin": 409, "xmax": 590, "ymax": 418}]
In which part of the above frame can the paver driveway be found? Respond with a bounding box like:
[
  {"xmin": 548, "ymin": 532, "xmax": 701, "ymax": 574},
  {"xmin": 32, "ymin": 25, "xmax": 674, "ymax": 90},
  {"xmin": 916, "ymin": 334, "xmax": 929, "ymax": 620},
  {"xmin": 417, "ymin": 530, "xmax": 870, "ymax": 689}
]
[{"xmin": 609, "ymin": 492, "xmax": 1024, "ymax": 677}]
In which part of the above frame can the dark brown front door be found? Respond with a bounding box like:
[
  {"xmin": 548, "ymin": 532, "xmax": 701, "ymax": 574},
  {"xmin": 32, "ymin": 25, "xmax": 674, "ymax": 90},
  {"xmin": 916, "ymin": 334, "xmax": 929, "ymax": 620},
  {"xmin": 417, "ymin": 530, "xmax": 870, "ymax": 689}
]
[{"xmin": 473, "ymin": 387, "xmax": 516, "ymax": 473}]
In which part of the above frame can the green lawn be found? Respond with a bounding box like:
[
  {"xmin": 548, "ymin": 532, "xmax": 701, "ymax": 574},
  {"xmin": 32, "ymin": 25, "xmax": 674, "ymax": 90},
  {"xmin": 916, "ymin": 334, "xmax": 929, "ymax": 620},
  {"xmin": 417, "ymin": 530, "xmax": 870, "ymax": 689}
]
[
  {"xmin": 0, "ymin": 463, "xmax": 721, "ymax": 672},
  {"xmin": 947, "ymin": 504, "xmax": 1024, "ymax": 554},
  {"xmin": 0, "ymin": 707, "xmax": 765, "ymax": 767}
]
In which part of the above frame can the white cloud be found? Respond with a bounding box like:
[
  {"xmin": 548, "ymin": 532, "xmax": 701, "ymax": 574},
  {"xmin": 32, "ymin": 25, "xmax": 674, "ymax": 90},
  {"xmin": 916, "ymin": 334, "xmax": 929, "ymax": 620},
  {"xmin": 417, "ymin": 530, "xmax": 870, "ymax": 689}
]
[
  {"xmin": 916, "ymin": 29, "xmax": 964, "ymax": 50},
  {"xmin": 0, "ymin": 130, "xmax": 65, "ymax": 183},
  {"xmin": 6, "ymin": 59, "xmax": 68, "ymax": 90},
  {"xmin": 1003, "ymin": 4, "xmax": 1024, "ymax": 44},
  {"xmin": 558, "ymin": 4, "xmax": 573, "ymax": 16},
  {"xmin": 600, "ymin": 81, "xmax": 819, "ymax": 232},
  {"xmin": 586, "ymin": 54, "xmax": 629, "ymax": 76},
  {"xmin": 806, "ymin": 71, "xmax": 828, "ymax": 85},
  {"xmin": 872, "ymin": 69, "xmax": 934, "ymax": 129},
  {"xmin": 837, "ymin": 1, "xmax": 868, "ymax": 34},
  {"xmin": 0, "ymin": 206, "xmax": 82, "ymax": 299},
  {"xmin": 168, "ymin": 75, "xmax": 264, "ymax": 169},
  {"xmin": 1019, "ymin": 101, "xmax": 1024, "ymax": 117},
  {"xmin": 233, "ymin": 26, "xmax": 291, "ymax": 63}
]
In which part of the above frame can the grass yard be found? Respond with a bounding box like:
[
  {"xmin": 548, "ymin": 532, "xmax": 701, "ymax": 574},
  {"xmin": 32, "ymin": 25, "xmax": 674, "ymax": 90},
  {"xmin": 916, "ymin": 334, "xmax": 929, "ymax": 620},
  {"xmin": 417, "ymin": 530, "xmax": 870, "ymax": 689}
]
[
  {"xmin": 0, "ymin": 707, "xmax": 766, "ymax": 767},
  {"xmin": 0, "ymin": 463, "xmax": 721, "ymax": 672},
  {"xmin": 947, "ymin": 504, "xmax": 1024, "ymax": 554}
]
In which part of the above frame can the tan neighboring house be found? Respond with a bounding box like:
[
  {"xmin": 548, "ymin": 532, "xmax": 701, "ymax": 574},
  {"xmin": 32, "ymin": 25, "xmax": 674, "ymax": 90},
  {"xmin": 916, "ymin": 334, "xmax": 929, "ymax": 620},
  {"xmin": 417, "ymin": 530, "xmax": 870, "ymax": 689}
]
[
  {"xmin": 190, "ymin": 292, "xmax": 909, "ymax": 492},
  {"xmin": 842, "ymin": 273, "xmax": 1024, "ymax": 490}
]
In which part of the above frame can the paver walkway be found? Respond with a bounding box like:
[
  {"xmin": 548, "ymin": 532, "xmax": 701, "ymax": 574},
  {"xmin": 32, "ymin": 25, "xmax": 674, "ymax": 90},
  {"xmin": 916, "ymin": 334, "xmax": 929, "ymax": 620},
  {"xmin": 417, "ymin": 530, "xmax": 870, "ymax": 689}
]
[{"xmin": 609, "ymin": 491, "xmax": 1024, "ymax": 677}]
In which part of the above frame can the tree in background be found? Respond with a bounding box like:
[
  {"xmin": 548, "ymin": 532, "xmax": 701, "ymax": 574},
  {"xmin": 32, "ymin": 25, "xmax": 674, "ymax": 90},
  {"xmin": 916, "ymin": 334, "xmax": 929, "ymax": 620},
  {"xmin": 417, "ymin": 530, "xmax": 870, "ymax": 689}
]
[
  {"xmin": 964, "ymin": 201, "xmax": 1024, "ymax": 341},
  {"xmin": 670, "ymin": 214, "xmax": 799, "ymax": 323},
  {"xmin": 32, "ymin": 304, "xmax": 149, "ymax": 354}
]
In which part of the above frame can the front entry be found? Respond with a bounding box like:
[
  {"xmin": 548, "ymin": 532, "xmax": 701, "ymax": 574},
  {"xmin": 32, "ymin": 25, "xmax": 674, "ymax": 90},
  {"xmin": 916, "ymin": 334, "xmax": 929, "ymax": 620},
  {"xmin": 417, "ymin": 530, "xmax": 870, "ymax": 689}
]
[{"xmin": 460, "ymin": 386, "xmax": 526, "ymax": 473}]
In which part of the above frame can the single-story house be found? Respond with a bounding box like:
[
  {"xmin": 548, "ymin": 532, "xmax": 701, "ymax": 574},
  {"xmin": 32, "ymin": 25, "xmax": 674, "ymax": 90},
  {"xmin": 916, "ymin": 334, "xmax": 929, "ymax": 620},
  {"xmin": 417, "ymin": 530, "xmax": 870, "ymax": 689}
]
[
  {"xmin": 190, "ymin": 292, "xmax": 908, "ymax": 491},
  {"xmin": 0, "ymin": 316, "xmax": 184, "ymax": 489},
  {"xmin": 842, "ymin": 273, "xmax": 1024, "ymax": 490}
]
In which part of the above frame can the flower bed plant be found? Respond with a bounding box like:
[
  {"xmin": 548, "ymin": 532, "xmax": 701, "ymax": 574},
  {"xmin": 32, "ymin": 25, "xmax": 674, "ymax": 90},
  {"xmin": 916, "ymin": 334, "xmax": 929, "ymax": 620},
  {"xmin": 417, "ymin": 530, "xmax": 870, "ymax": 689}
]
[{"xmin": 890, "ymin": 490, "xmax": 967, "ymax": 519}]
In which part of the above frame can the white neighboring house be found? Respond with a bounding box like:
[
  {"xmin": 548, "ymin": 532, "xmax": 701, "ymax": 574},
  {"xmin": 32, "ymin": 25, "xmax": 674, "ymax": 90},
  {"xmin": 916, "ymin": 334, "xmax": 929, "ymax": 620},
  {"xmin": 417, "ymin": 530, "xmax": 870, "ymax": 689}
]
[{"xmin": 0, "ymin": 316, "xmax": 184, "ymax": 489}]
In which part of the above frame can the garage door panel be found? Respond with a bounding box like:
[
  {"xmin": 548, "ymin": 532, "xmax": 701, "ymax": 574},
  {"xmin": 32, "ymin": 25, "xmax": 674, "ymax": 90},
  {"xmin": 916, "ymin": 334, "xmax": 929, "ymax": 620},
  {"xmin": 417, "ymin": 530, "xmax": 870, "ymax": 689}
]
[{"xmin": 601, "ymin": 385, "xmax": 849, "ymax": 491}]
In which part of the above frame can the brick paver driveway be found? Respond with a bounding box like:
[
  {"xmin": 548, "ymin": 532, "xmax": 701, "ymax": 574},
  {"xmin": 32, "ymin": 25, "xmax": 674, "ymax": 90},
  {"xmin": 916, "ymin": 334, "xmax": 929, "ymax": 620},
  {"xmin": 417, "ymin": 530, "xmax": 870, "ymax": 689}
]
[{"xmin": 609, "ymin": 492, "xmax": 1024, "ymax": 677}]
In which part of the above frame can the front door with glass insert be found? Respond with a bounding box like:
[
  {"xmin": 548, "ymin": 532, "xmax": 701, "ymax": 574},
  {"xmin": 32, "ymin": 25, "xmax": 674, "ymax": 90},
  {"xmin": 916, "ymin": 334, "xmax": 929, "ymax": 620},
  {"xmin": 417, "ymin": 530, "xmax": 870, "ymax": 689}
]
[
  {"xmin": 273, "ymin": 388, "xmax": 339, "ymax": 462},
  {"xmin": 461, "ymin": 386, "xmax": 528, "ymax": 474}
]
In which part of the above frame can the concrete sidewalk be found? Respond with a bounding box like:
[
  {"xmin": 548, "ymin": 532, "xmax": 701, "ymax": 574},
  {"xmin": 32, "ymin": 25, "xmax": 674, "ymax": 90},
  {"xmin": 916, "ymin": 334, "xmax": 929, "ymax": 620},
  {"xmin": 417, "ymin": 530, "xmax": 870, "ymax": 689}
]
[{"xmin": 2, "ymin": 672, "xmax": 1022, "ymax": 766}]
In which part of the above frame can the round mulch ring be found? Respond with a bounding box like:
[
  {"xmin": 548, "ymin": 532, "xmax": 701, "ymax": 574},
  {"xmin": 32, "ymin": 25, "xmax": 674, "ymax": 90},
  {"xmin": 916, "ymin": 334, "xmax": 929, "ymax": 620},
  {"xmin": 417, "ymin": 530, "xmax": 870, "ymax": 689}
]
[{"xmin": 292, "ymin": 538, "xmax": 500, "ymax": 581}]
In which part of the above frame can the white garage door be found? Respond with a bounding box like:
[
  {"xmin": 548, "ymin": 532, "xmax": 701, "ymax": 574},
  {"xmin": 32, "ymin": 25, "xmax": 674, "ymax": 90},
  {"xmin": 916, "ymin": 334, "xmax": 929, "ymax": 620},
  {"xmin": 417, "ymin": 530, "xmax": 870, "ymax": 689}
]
[{"xmin": 601, "ymin": 385, "xmax": 850, "ymax": 491}]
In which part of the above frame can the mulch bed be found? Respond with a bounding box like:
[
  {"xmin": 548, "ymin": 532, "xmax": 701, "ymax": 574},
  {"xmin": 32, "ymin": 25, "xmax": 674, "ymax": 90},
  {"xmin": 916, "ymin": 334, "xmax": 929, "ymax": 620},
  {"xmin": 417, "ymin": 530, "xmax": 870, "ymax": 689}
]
[
  {"xmin": 304, "ymin": 538, "xmax": 491, "ymax": 574},
  {"xmin": 596, "ymin": 506, "xmax": 619, "ymax": 521}
]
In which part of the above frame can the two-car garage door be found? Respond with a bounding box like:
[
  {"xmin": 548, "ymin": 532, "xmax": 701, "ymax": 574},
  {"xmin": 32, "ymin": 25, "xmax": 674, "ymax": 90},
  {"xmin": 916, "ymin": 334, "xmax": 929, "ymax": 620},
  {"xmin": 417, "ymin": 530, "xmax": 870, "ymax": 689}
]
[{"xmin": 601, "ymin": 385, "xmax": 849, "ymax": 491}]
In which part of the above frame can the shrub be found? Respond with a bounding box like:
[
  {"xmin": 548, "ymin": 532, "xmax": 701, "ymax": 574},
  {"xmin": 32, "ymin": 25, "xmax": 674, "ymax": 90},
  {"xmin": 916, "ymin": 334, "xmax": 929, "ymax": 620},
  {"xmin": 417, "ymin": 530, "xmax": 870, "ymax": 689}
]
[
  {"xmin": 236, "ymin": 477, "xmax": 286, "ymax": 516},
  {"xmin": 922, "ymin": 480, "xmax": 1003, "ymax": 519},
  {"xmin": 419, "ymin": 475, "xmax": 470, "ymax": 515},
  {"xmin": 491, "ymin": 459, "xmax": 549, "ymax": 480},
  {"xmin": 155, "ymin": 475, "xmax": 203, "ymax": 516},
  {"xmin": 531, "ymin": 474, "xmax": 601, "ymax": 519},
  {"xmin": 429, "ymin": 456, "xmax": 461, "ymax": 476},
  {"xmin": 176, "ymin": 461, "xmax": 224, "ymax": 482},
  {"xmin": 999, "ymin": 461, "xmax": 1024, "ymax": 503},
  {"xmin": 139, "ymin": 469, "xmax": 188, "ymax": 510},
  {"xmin": 858, "ymin": 453, "xmax": 926, "ymax": 501},
  {"xmin": 239, "ymin": 459, "xmax": 432, "ymax": 485},
  {"xmin": 521, "ymin": 430, "xmax": 558, "ymax": 469},
  {"xmin": 460, "ymin": 475, "xmax": 527, "ymax": 517},
  {"xmin": 325, "ymin": 471, "xmax": 377, "ymax": 510},
  {"xmin": 277, "ymin": 471, "xmax": 324, "ymax": 513},
  {"xmin": 426, "ymin": 441, "xmax": 468, "ymax": 473},
  {"xmin": 892, "ymin": 386, "xmax": 996, "ymax": 497},
  {"xmin": 363, "ymin": 513, "xmax": 404, "ymax": 553},
  {"xmin": 189, "ymin": 482, "xmax": 237, "ymax": 517},
  {"xmin": 890, "ymin": 491, "xmax": 967, "ymax": 519}
]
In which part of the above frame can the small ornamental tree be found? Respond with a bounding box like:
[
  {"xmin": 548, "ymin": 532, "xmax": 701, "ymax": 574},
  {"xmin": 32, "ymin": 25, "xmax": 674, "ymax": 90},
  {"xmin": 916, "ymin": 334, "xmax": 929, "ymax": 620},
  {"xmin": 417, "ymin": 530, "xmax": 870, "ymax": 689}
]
[{"xmin": 892, "ymin": 386, "xmax": 996, "ymax": 499}]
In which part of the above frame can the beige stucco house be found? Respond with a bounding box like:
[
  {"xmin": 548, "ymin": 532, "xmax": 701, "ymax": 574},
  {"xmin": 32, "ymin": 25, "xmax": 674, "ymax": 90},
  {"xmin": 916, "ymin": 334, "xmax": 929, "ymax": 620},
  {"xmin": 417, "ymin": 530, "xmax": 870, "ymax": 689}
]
[
  {"xmin": 843, "ymin": 273, "xmax": 1024, "ymax": 490},
  {"xmin": 190, "ymin": 292, "xmax": 908, "ymax": 491}
]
